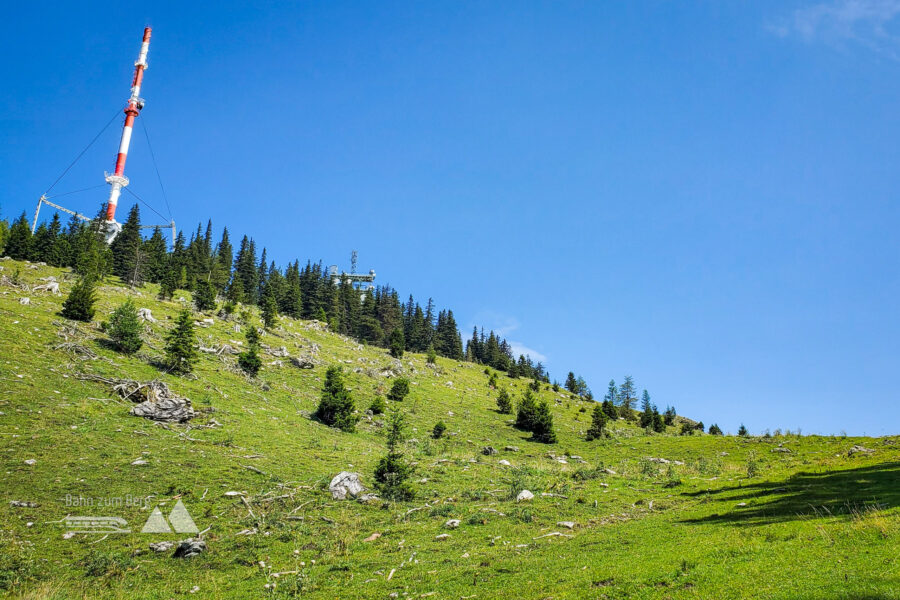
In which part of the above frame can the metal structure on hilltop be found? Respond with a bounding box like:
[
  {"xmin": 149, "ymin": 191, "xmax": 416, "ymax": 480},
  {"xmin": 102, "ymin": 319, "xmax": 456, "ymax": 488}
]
[
  {"xmin": 330, "ymin": 250, "xmax": 376, "ymax": 300},
  {"xmin": 31, "ymin": 27, "xmax": 175, "ymax": 246}
]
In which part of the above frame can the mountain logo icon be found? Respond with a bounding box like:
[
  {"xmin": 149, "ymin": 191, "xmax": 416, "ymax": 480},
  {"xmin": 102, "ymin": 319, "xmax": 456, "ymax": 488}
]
[{"xmin": 141, "ymin": 500, "xmax": 199, "ymax": 534}]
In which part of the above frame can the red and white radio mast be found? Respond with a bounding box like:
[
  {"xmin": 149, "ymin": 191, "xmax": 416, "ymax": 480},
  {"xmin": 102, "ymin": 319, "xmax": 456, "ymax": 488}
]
[{"xmin": 103, "ymin": 27, "xmax": 152, "ymax": 241}]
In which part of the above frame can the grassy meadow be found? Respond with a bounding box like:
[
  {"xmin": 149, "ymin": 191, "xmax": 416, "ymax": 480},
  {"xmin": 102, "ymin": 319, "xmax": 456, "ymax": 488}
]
[{"xmin": 0, "ymin": 259, "xmax": 897, "ymax": 599}]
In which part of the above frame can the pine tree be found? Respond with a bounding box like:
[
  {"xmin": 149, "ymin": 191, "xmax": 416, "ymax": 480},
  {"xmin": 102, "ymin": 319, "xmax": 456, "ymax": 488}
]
[
  {"xmin": 261, "ymin": 291, "xmax": 278, "ymax": 330},
  {"xmin": 619, "ymin": 376, "xmax": 637, "ymax": 412},
  {"xmin": 663, "ymin": 406, "xmax": 676, "ymax": 426},
  {"xmin": 515, "ymin": 389, "xmax": 539, "ymax": 431},
  {"xmin": 652, "ymin": 407, "xmax": 666, "ymax": 433},
  {"xmin": 111, "ymin": 204, "xmax": 143, "ymax": 282},
  {"xmin": 387, "ymin": 377, "xmax": 410, "ymax": 402},
  {"xmin": 585, "ymin": 404, "xmax": 608, "ymax": 441},
  {"xmin": 164, "ymin": 309, "xmax": 198, "ymax": 375},
  {"xmin": 238, "ymin": 324, "xmax": 262, "ymax": 377},
  {"xmin": 373, "ymin": 408, "xmax": 414, "ymax": 500},
  {"xmin": 530, "ymin": 400, "xmax": 557, "ymax": 443},
  {"xmin": 496, "ymin": 388, "xmax": 512, "ymax": 414},
  {"xmin": 106, "ymin": 299, "xmax": 143, "ymax": 354},
  {"xmin": 314, "ymin": 366, "xmax": 357, "ymax": 432},
  {"xmin": 60, "ymin": 275, "xmax": 97, "ymax": 322},
  {"xmin": 142, "ymin": 227, "xmax": 168, "ymax": 283},
  {"xmin": 193, "ymin": 279, "xmax": 216, "ymax": 312},
  {"xmin": 4, "ymin": 212, "xmax": 32, "ymax": 260},
  {"xmin": 604, "ymin": 379, "xmax": 618, "ymax": 405},
  {"xmin": 389, "ymin": 328, "xmax": 405, "ymax": 358},
  {"xmin": 565, "ymin": 372, "xmax": 578, "ymax": 393}
]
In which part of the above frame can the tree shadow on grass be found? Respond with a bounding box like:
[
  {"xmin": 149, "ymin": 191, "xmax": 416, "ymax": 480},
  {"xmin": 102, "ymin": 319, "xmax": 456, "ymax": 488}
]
[{"xmin": 679, "ymin": 462, "xmax": 900, "ymax": 526}]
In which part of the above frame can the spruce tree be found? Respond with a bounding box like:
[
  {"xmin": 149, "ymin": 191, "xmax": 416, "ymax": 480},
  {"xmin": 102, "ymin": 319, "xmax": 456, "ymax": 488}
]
[
  {"xmin": 106, "ymin": 299, "xmax": 143, "ymax": 354},
  {"xmin": 426, "ymin": 344, "xmax": 437, "ymax": 364},
  {"xmin": 432, "ymin": 421, "xmax": 446, "ymax": 439},
  {"xmin": 619, "ymin": 376, "xmax": 636, "ymax": 412},
  {"xmin": 530, "ymin": 400, "xmax": 557, "ymax": 443},
  {"xmin": 496, "ymin": 388, "xmax": 512, "ymax": 414},
  {"xmin": 60, "ymin": 275, "xmax": 97, "ymax": 322},
  {"xmin": 314, "ymin": 366, "xmax": 357, "ymax": 432},
  {"xmin": 238, "ymin": 325, "xmax": 262, "ymax": 377},
  {"xmin": 585, "ymin": 403, "xmax": 608, "ymax": 441},
  {"xmin": 193, "ymin": 279, "xmax": 216, "ymax": 312},
  {"xmin": 389, "ymin": 328, "xmax": 405, "ymax": 358},
  {"xmin": 387, "ymin": 377, "xmax": 410, "ymax": 402},
  {"xmin": 261, "ymin": 291, "xmax": 279, "ymax": 330},
  {"xmin": 709, "ymin": 424, "xmax": 723, "ymax": 436},
  {"xmin": 4, "ymin": 212, "xmax": 32, "ymax": 260},
  {"xmin": 110, "ymin": 204, "xmax": 143, "ymax": 282},
  {"xmin": 663, "ymin": 406, "xmax": 676, "ymax": 426},
  {"xmin": 738, "ymin": 424, "xmax": 749, "ymax": 437},
  {"xmin": 565, "ymin": 372, "xmax": 578, "ymax": 393},
  {"xmin": 515, "ymin": 389, "xmax": 539, "ymax": 431},
  {"xmin": 373, "ymin": 408, "xmax": 414, "ymax": 500},
  {"xmin": 142, "ymin": 227, "xmax": 169, "ymax": 283},
  {"xmin": 164, "ymin": 309, "xmax": 198, "ymax": 375},
  {"xmin": 158, "ymin": 267, "xmax": 177, "ymax": 300},
  {"xmin": 652, "ymin": 407, "xmax": 666, "ymax": 433}
]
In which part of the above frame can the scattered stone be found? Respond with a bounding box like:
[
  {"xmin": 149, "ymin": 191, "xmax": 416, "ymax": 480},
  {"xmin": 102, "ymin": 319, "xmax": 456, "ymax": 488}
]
[
  {"xmin": 10, "ymin": 501, "xmax": 38, "ymax": 508},
  {"xmin": 33, "ymin": 281, "xmax": 60, "ymax": 294},
  {"xmin": 62, "ymin": 531, "xmax": 76, "ymax": 539},
  {"xmin": 557, "ymin": 521, "xmax": 576, "ymax": 529},
  {"xmin": 357, "ymin": 493, "xmax": 381, "ymax": 503},
  {"xmin": 19, "ymin": 297, "xmax": 30, "ymax": 305},
  {"xmin": 269, "ymin": 346, "xmax": 290, "ymax": 357},
  {"xmin": 848, "ymin": 445, "xmax": 874, "ymax": 457},
  {"xmin": 131, "ymin": 459, "xmax": 148, "ymax": 466},
  {"xmin": 290, "ymin": 356, "xmax": 318, "ymax": 369},
  {"xmin": 149, "ymin": 541, "xmax": 175, "ymax": 552},
  {"xmin": 363, "ymin": 532, "xmax": 382, "ymax": 542},
  {"xmin": 329, "ymin": 471, "xmax": 365, "ymax": 500},
  {"xmin": 173, "ymin": 538, "xmax": 206, "ymax": 558},
  {"xmin": 137, "ymin": 308, "xmax": 157, "ymax": 323},
  {"xmin": 516, "ymin": 490, "xmax": 534, "ymax": 502},
  {"xmin": 24, "ymin": 459, "xmax": 36, "ymax": 465},
  {"xmin": 224, "ymin": 491, "xmax": 245, "ymax": 497},
  {"xmin": 445, "ymin": 519, "xmax": 461, "ymax": 529},
  {"xmin": 772, "ymin": 447, "xmax": 791, "ymax": 453},
  {"xmin": 603, "ymin": 468, "xmax": 617, "ymax": 475},
  {"xmin": 498, "ymin": 459, "xmax": 511, "ymax": 466},
  {"xmin": 736, "ymin": 502, "xmax": 747, "ymax": 507},
  {"xmin": 482, "ymin": 446, "xmax": 498, "ymax": 456},
  {"xmin": 504, "ymin": 446, "xmax": 520, "ymax": 452},
  {"xmin": 434, "ymin": 534, "xmax": 451, "ymax": 541}
]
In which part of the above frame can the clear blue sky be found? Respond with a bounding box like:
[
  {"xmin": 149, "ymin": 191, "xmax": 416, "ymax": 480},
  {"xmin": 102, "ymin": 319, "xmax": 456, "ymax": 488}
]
[{"xmin": 2, "ymin": 1, "xmax": 898, "ymax": 435}]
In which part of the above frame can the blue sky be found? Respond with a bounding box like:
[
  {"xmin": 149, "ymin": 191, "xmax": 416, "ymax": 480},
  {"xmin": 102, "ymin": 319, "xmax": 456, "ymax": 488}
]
[{"xmin": 2, "ymin": 1, "xmax": 898, "ymax": 434}]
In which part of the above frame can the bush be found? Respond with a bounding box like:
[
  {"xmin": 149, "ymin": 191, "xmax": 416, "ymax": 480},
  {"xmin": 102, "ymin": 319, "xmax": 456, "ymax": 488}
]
[
  {"xmin": 61, "ymin": 276, "xmax": 97, "ymax": 322},
  {"xmin": 106, "ymin": 300, "xmax": 143, "ymax": 354},
  {"xmin": 426, "ymin": 345, "xmax": 437, "ymax": 364},
  {"xmin": 374, "ymin": 409, "xmax": 414, "ymax": 501},
  {"xmin": 432, "ymin": 421, "xmax": 447, "ymax": 439},
  {"xmin": 369, "ymin": 396, "xmax": 387, "ymax": 415},
  {"xmin": 389, "ymin": 328, "xmax": 405, "ymax": 358},
  {"xmin": 496, "ymin": 388, "xmax": 512, "ymax": 414},
  {"xmin": 387, "ymin": 377, "xmax": 410, "ymax": 402},
  {"xmin": 585, "ymin": 404, "xmax": 607, "ymax": 441},
  {"xmin": 314, "ymin": 366, "xmax": 357, "ymax": 432},
  {"xmin": 163, "ymin": 309, "xmax": 198, "ymax": 375}
]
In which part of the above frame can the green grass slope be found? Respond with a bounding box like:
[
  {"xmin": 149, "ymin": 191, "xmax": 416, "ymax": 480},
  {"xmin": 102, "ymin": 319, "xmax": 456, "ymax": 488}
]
[{"xmin": 0, "ymin": 259, "xmax": 898, "ymax": 599}]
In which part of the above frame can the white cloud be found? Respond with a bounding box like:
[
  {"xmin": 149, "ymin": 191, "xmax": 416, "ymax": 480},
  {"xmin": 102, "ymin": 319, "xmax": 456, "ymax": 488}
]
[
  {"xmin": 770, "ymin": 0, "xmax": 900, "ymax": 58},
  {"xmin": 508, "ymin": 342, "xmax": 547, "ymax": 364}
]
